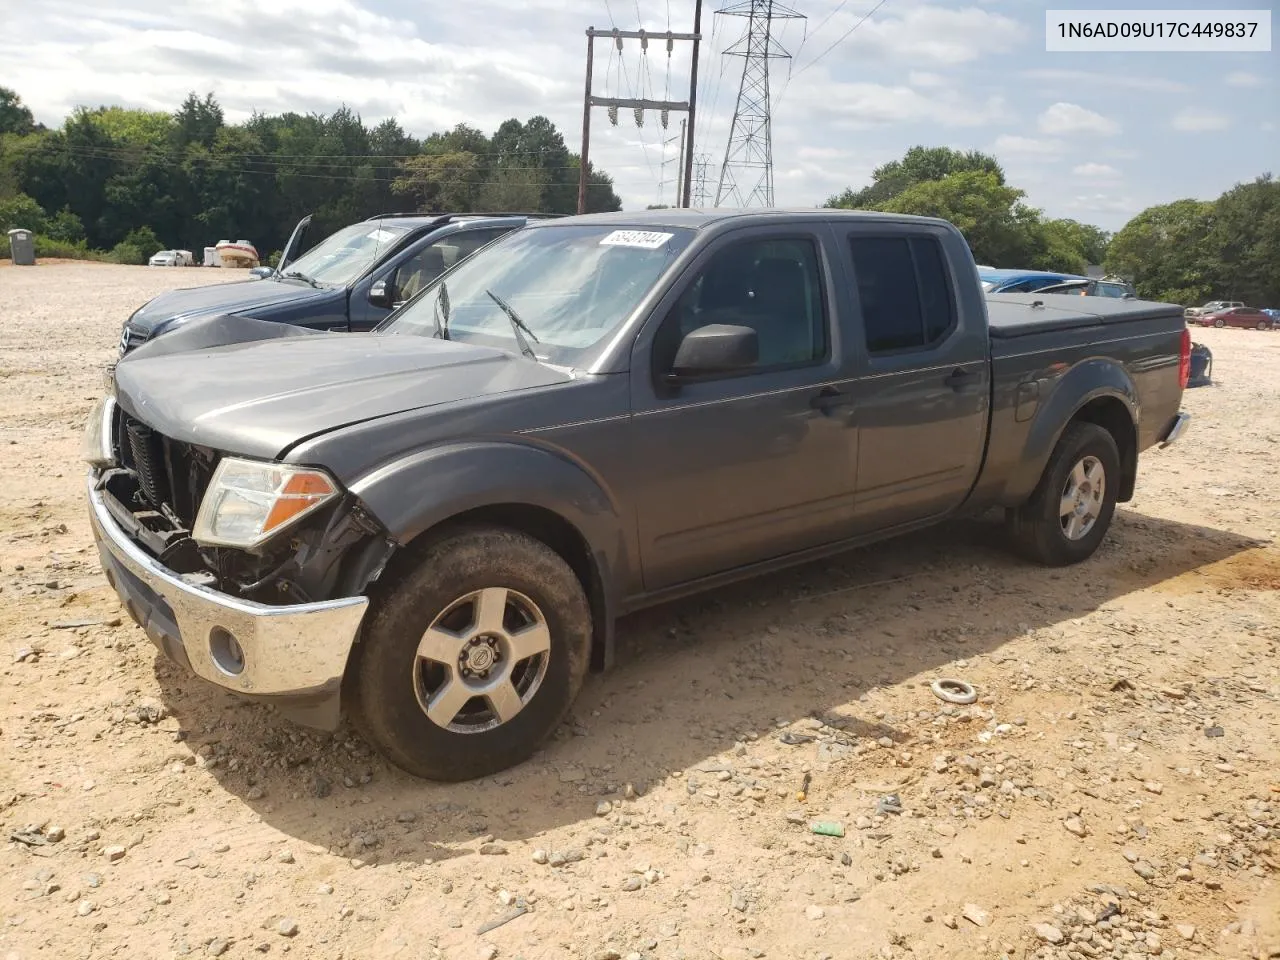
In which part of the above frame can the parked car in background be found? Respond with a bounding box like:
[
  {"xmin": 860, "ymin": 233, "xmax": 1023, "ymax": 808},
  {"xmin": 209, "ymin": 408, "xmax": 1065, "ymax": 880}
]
[
  {"xmin": 1185, "ymin": 300, "xmax": 1243, "ymax": 319},
  {"xmin": 118, "ymin": 212, "xmax": 555, "ymax": 355},
  {"xmin": 87, "ymin": 208, "xmax": 1192, "ymax": 781},
  {"xmin": 1189, "ymin": 306, "xmax": 1274, "ymax": 330},
  {"xmin": 1032, "ymin": 277, "xmax": 1136, "ymax": 299},
  {"xmin": 1263, "ymin": 308, "xmax": 1280, "ymax": 324},
  {"xmin": 979, "ymin": 268, "xmax": 1087, "ymax": 294},
  {"xmin": 148, "ymin": 249, "xmax": 194, "ymax": 267}
]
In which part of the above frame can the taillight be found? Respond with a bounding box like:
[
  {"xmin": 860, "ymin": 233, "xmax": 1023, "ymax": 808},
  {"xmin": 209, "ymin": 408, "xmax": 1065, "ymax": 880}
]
[{"xmin": 1178, "ymin": 327, "xmax": 1190, "ymax": 389}]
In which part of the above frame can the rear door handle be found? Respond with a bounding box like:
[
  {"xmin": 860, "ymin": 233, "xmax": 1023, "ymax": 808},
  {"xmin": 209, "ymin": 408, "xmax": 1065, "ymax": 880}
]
[
  {"xmin": 943, "ymin": 368, "xmax": 975, "ymax": 389},
  {"xmin": 809, "ymin": 387, "xmax": 851, "ymax": 413}
]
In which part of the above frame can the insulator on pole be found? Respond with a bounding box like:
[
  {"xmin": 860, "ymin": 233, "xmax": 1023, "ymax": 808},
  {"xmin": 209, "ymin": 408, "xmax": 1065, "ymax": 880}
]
[
  {"xmin": 608, "ymin": 105, "xmax": 619, "ymax": 125},
  {"xmin": 639, "ymin": 28, "xmax": 648, "ymax": 50},
  {"xmin": 661, "ymin": 108, "xmax": 669, "ymax": 129},
  {"xmin": 633, "ymin": 106, "xmax": 644, "ymax": 127},
  {"xmin": 613, "ymin": 28, "xmax": 622, "ymax": 51},
  {"xmin": 666, "ymin": 31, "xmax": 674, "ymax": 54}
]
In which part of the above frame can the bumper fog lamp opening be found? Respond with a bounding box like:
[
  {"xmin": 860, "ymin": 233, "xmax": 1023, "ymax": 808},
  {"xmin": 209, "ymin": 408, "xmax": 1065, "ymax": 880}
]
[{"xmin": 209, "ymin": 627, "xmax": 246, "ymax": 676}]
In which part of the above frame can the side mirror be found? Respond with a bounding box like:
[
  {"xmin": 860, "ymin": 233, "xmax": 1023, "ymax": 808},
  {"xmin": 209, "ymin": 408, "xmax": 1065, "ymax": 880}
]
[
  {"xmin": 669, "ymin": 324, "xmax": 758, "ymax": 379},
  {"xmin": 369, "ymin": 279, "xmax": 395, "ymax": 309}
]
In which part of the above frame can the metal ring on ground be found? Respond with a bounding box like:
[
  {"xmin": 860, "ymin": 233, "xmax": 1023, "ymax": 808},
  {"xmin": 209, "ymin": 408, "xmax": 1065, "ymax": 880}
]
[{"xmin": 931, "ymin": 678, "xmax": 977, "ymax": 705}]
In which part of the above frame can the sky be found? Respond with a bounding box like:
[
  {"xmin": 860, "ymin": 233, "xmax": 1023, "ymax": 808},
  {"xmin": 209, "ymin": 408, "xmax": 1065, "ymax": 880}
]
[{"xmin": 1, "ymin": 0, "xmax": 1276, "ymax": 231}]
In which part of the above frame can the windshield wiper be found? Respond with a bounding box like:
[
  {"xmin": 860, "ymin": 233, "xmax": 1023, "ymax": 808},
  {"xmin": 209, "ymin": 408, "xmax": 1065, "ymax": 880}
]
[
  {"xmin": 433, "ymin": 281, "xmax": 451, "ymax": 341},
  {"xmin": 279, "ymin": 269, "xmax": 319, "ymax": 288},
  {"xmin": 485, "ymin": 288, "xmax": 539, "ymax": 360}
]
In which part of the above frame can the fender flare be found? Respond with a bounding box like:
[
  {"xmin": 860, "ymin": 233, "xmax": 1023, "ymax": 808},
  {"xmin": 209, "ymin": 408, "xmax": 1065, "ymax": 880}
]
[
  {"xmin": 1003, "ymin": 359, "xmax": 1139, "ymax": 505},
  {"xmin": 347, "ymin": 440, "xmax": 630, "ymax": 668}
]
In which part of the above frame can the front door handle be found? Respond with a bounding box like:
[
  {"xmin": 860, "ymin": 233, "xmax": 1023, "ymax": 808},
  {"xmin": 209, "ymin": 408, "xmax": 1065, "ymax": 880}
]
[
  {"xmin": 944, "ymin": 368, "xmax": 975, "ymax": 390},
  {"xmin": 809, "ymin": 387, "xmax": 851, "ymax": 413}
]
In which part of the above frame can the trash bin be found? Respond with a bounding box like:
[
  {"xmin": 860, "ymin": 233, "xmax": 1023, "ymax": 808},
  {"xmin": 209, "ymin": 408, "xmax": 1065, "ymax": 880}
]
[{"xmin": 7, "ymin": 228, "xmax": 35, "ymax": 266}]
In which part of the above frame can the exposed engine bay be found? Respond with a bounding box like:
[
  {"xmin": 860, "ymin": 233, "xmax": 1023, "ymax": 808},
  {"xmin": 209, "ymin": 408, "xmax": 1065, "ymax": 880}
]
[{"xmin": 97, "ymin": 403, "xmax": 393, "ymax": 605}]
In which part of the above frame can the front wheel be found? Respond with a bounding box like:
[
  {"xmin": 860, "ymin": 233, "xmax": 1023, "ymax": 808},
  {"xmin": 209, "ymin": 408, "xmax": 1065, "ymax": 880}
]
[
  {"xmin": 1214, "ymin": 318, "xmax": 1225, "ymax": 328},
  {"xmin": 348, "ymin": 525, "xmax": 592, "ymax": 781},
  {"xmin": 1006, "ymin": 422, "xmax": 1121, "ymax": 566},
  {"xmin": 1257, "ymin": 320, "xmax": 1269, "ymax": 331}
]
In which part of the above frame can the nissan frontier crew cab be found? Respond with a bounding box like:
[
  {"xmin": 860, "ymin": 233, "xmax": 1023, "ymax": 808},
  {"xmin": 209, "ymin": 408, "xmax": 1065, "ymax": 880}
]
[{"xmin": 83, "ymin": 209, "xmax": 1192, "ymax": 782}]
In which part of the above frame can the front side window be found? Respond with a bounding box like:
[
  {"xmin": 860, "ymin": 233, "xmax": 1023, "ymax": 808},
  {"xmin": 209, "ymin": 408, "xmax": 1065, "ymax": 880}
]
[
  {"xmin": 285, "ymin": 221, "xmax": 414, "ymax": 287},
  {"xmin": 652, "ymin": 237, "xmax": 828, "ymax": 375},
  {"xmin": 849, "ymin": 235, "xmax": 955, "ymax": 355},
  {"xmin": 381, "ymin": 224, "xmax": 695, "ymax": 366}
]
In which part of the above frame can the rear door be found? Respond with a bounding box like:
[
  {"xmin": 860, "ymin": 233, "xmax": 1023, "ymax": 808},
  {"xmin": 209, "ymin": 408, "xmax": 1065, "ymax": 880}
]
[
  {"xmin": 836, "ymin": 225, "xmax": 991, "ymax": 532},
  {"xmin": 628, "ymin": 224, "xmax": 860, "ymax": 590}
]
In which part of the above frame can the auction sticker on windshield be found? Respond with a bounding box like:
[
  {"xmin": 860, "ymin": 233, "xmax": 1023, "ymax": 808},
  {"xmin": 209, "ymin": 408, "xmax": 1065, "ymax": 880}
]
[
  {"xmin": 367, "ymin": 229, "xmax": 398, "ymax": 243},
  {"xmin": 599, "ymin": 230, "xmax": 674, "ymax": 249}
]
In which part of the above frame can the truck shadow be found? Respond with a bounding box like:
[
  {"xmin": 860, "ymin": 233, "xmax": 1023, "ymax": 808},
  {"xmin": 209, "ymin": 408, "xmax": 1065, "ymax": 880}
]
[{"xmin": 152, "ymin": 507, "xmax": 1267, "ymax": 864}]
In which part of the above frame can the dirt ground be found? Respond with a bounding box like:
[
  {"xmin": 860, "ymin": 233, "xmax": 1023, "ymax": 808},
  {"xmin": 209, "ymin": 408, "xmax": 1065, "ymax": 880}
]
[{"xmin": 1, "ymin": 261, "xmax": 1277, "ymax": 960}]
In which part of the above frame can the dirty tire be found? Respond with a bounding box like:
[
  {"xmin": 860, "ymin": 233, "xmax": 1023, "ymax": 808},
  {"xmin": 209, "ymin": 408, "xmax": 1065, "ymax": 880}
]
[
  {"xmin": 1006, "ymin": 421, "xmax": 1121, "ymax": 567},
  {"xmin": 1214, "ymin": 318, "xmax": 1225, "ymax": 328},
  {"xmin": 349, "ymin": 525, "xmax": 592, "ymax": 781}
]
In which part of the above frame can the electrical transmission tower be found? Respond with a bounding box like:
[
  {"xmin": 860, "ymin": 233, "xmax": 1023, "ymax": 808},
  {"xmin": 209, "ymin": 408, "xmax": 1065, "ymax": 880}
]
[
  {"xmin": 691, "ymin": 153, "xmax": 714, "ymax": 206},
  {"xmin": 714, "ymin": 0, "xmax": 804, "ymax": 208}
]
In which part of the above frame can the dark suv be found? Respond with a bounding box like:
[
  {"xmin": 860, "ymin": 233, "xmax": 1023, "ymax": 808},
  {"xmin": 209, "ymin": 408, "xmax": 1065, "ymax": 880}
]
[{"xmin": 118, "ymin": 212, "xmax": 555, "ymax": 355}]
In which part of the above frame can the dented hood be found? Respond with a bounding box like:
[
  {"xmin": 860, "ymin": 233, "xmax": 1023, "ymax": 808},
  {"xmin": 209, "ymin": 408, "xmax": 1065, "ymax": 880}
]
[{"xmin": 111, "ymin": 321, "xmax": 571, "ymax": 460}]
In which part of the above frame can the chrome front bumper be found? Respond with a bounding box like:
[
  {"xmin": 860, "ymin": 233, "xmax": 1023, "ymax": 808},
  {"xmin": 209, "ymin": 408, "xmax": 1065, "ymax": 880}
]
[
  {"xmin": 87, "ymin": 475, "xmax": 368, "ymax": 720},
  {"xmin": 1158, "ymin": 410, "xmax": 1191, "ymax": 449}
]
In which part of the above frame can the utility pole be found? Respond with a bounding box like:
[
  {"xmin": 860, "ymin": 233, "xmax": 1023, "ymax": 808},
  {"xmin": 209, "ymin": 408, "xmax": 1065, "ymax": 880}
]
[
  {"xmin": 577, "ymin": 22, "xmax": 703, "ymax": 214},
  {"xmin": 681, "ymin": 0, "xmax": 703, "ymax": 208},
  {"xmin": 676, "ymin": 118, "xmax": 687, "ymax": 204},
  {"xmin": 714, "ymin": 0, "xmax": 804, "ymax": 208}
]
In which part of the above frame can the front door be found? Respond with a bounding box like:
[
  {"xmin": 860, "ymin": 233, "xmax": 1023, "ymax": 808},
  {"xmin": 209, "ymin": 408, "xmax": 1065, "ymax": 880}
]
[
  {"xmin": 349, "ymin": 228, "xmax": 515, "ymax": 331},
  {"xmin": 628, "ymin": 228, "xmax": 860, "ymax": 592},
  {"xmin": 839, "ymin": 228, "xmax": 990, "ymax": 531}
]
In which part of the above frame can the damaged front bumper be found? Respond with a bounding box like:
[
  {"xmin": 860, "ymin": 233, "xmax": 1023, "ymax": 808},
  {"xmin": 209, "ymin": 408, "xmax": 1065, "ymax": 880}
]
[{"xmin": 87, "ymin": 473, "xmax": 368, "ymax": 729}]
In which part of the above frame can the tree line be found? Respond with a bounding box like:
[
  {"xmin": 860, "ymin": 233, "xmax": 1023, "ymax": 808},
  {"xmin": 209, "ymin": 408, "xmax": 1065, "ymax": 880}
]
[
  {"xmin": 3, "ymin": 85, "xmax": 1275, "ymax": 308},
  {"xmin": 823, "ymin": 146, "xmax": 1278, "ymax": 308},
  {"xmin": 0, "ymin": 87, "xmax": 621, "ymax": 264}
]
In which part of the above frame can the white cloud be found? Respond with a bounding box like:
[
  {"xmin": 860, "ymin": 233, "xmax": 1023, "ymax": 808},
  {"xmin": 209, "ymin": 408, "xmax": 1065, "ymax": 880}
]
[
  {"xmin": 1066, "ymin": 193, "xmax": 1139, "ymax": 216},
  {"xmin": 1037, "ymin": 102, "xmax": 1120, "ymax": 136},
  {"xmin": 992, "ymin": 135, "xmax": 1065, "ymax": 157},
  {"xmin": 1020, "ymin": 68, "xmax": 1190, "ymax": 94},
  {"xmin": 805, "ymin": 4, "xmax": 1026, "ymax": 66},
  {"xmin": 907, "ymin": 71, "xmax": 948, "ymax": 89},
  {"xmin": 1172, "ymin": 108, "xmax": 1232, "ymax": 132},
  {"xmin": 1225, "ymin": 71, "xmax": 1263, "ymax": 87},
  {"xmin": 787, "ymin": 75, "xmax": 1008, "ymax": 130},
  {"xmin": 1072, "ymin": 162, "xmax": 1121, "ymax": 182}
]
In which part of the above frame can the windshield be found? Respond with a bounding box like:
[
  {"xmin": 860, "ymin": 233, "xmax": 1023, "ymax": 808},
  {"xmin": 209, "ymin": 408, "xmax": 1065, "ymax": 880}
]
[
  {"xmin": 381, "ymin": 223, "xmax": 696, "ymax": 366},
  {"xmin": 283, "ymin": 220, "xmax": 413, "ymax": 286}
]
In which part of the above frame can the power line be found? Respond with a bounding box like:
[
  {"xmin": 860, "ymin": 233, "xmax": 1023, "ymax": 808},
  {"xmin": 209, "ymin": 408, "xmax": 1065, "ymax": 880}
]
[{"xmin": 773, "ymin": 0, "xmax": 893, "ymax": 112}]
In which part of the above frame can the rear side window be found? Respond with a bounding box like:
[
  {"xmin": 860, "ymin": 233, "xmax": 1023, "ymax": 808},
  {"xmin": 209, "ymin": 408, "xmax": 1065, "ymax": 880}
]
[{"xmin": 848, "ymin": 236, "xmax": 955, "ymax": 354}]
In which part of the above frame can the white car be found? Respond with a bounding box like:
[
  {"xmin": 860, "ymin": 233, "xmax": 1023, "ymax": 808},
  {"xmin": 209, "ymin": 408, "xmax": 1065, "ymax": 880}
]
[{"xmin": 148, "ymin": 249, "xmax": 194, "ymax": 267}]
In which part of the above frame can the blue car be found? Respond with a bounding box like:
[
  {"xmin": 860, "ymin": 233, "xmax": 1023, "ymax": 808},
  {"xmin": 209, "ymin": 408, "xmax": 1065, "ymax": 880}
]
[
  {"xmin": 118, "ymin": 212, "xmax": 555, "ymax": 356},
  {"xmin": 979, "ymin": 268, "xmax": 1088, "ymax": 294}
]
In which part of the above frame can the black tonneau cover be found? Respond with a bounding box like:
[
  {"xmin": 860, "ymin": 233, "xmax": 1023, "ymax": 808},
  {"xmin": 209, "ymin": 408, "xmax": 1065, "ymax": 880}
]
[{"xmin": 986, "ymin": 293, "xmax": 1184, "ymax": 339}]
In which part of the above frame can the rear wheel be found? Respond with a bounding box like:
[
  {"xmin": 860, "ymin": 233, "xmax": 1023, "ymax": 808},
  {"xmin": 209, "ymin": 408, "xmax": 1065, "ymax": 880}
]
[
  {"xmin": 1006, "ymin": 422, "xmax": 1121, "ymax": 567},
  {"xmin": 1257, "ymin": 319, "xmax": 1269, "ymax": 331},
  {"xmin": 348, "ymin": 525, "xmax": 592, "ymax": 781},
  {"xmin": 1214, "ymin": 318, "xmax": 1225, "ymax": 328}
]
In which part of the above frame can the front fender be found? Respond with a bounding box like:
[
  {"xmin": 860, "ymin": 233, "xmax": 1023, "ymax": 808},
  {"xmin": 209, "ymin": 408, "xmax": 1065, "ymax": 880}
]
[
  {"xmin": 347, "ymin": 440, "xmax": 629, "ymax": 665},
  {"xmin": 1004, "ymin": 358, "xmax": 1138, "ymax": 504}
]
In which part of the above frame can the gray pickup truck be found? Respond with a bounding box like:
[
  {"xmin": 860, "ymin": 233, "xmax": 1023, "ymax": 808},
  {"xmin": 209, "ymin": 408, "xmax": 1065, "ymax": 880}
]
[{"xmin": 83, "ymin": 209, "xmax": 1192, "ymax": 781}]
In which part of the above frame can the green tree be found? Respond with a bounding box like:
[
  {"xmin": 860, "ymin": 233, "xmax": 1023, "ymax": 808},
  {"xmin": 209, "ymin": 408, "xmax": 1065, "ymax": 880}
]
[
  {"xmin": 391, "ymin": 151, "xmax": 482, "ymax": 212},
  {"xmin": 825, "ymin": 145, "xmax": 1005, "ymax": 210},
  {"xmin": 1105, "ymin": 199, "xmax": 1216, "ymax": 304},
  {"xmin": 878, "ymin": 171, "xmax": 1045, "ymax": 267},
  {"xmin": 0, "ymin": 192, "xmax": 46, "ymax": 232},
  {"xmin": 0, "ymin": 87, "xmax": 35, "ymax": 136},
  {"xmin": 1206, "ymin": 173, "xmax": 1279, "ymax": 306}
]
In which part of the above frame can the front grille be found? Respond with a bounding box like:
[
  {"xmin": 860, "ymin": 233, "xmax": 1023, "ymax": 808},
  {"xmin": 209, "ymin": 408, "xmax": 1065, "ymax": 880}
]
[
  {"xmin": 125, "ymin": 418, "xmax": 170, "ymax": 508},
  {"xmin": 114, "ymin": 409, "xmax": 218, "ymax": 527},
  {"xmin": 119, "ymin": 324, "xmax": 150, "ymax": 356}
]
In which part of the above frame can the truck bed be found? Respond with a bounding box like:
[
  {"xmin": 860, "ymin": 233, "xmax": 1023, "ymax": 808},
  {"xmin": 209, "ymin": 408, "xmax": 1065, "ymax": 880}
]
[{"xmin": 986, "ymin": 293, "xmax": 1185, "ymax": 339}]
